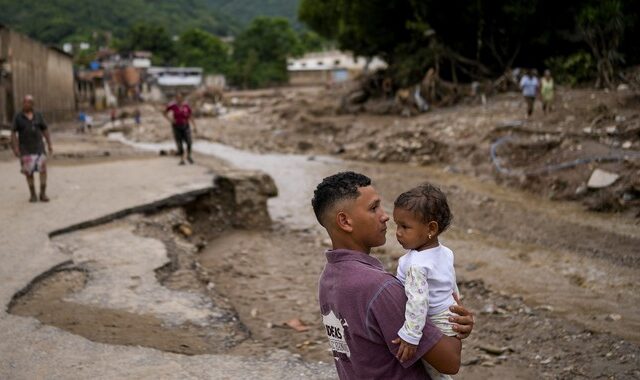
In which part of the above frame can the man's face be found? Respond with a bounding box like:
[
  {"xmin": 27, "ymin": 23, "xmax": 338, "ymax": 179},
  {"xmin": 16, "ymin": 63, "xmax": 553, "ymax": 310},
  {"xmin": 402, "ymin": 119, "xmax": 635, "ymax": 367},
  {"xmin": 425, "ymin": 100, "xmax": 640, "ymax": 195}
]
[
  {"xmin": 23, "ymin": 98, "xmax": 33, "ymax": 112},
  {"xmin": 176, "ymin": 93, "xmax": 183, "ymax": 103},
  {"xmin": 347, "ymin": 186, "xmax": 389, "ymax": 249}
]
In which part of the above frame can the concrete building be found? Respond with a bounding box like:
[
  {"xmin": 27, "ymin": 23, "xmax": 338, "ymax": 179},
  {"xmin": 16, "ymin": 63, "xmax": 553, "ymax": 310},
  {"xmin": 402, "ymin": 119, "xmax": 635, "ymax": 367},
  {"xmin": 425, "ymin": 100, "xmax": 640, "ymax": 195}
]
[
  {"xmin": 0, "ymin": 24, "xmax": 75, "ymax": 127},
  {"xmin": 145, "ymin": 67, "xmax": 203, "ymax": 100},
  {"xmin": 287, "ymin": 50, "xmax": 387, "ymax": 86}
]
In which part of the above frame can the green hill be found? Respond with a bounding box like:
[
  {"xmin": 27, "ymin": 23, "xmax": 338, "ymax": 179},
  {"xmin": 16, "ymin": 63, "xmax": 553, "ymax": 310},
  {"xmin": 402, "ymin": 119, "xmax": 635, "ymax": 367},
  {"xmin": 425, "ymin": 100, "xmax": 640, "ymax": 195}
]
[
  {"xmin": 0, "ymin": 0, "xmax": 303, "ymax": 45},
  {"xmin": 205, "ymin": 0, "xmax": 302, "ymax": 28},
  {"xmin": 0, "ymin": 0, "xmax": 241, "ymax": 44}
]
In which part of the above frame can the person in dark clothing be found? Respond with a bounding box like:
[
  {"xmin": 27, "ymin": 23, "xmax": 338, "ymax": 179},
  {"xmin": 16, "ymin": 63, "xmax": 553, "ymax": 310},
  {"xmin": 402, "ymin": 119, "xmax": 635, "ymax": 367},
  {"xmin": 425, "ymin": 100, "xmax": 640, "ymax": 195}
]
[
  {"xmin": 10, "ymin": 95, "xmax": 53, "ymax": 202},
  {"xmin": 163, "ymin": 92, "xmax": 197, "ymax": 165}
]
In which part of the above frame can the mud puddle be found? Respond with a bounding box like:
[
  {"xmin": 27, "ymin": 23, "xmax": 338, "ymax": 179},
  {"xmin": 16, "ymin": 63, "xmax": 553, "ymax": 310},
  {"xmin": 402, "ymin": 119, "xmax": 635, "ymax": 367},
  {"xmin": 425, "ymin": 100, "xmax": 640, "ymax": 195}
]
[
  {"xmin": 9, "ymin": 267, "xmax": 227, "ymax": 355},
  {"xmin": 7, "ymin": 171, "xmax": 276, "ymax": 357}
]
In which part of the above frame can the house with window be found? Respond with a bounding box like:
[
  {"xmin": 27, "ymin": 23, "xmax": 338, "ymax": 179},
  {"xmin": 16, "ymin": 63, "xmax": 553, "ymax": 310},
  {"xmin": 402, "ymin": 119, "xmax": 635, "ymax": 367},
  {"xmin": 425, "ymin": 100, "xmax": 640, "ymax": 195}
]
[{"xmin": 287, "ymin": 50, "xmax": 386, "ymax": 86}]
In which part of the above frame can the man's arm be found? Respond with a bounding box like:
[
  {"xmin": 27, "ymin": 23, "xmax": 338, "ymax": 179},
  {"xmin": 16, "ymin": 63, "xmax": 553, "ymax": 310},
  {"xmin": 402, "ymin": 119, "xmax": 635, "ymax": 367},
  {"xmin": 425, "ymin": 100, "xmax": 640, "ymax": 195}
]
[
  {"xmin": 370, "ymin": 280, "xmax": 457, "ymax": 371},
  {"xmin": 419, "ymin": 293, "xmax": 473, "ymax": 374},
  {"xmin": 43, "ymin": 129, "xmax": 53, "ymax": 155},
  {"xmin": 10, "ymin": 131, "xmax": 19, "ymax": 157},
  {"xmin": 421, "ymin": 335, "xmax": 461, "ymax": 374},
  {"xmin": 163, "ymin": 105, "xmax": 174, "ymax": 124},
  {"xmin": 11, "ymin": 115, "xmax": 20, "ymax": 157},
  {"xmin": 378, "ymin": 280, "xmax": 474, "ymax": 372},
  {"xmin": 450, "ymin": 292, "xmax": 474, "ymax": 339},
  {"xmin": 39, "ymin": 114, "xmax": 53, "ymax": 155},
  {"xmin": 419, "ymin": 291, "xmax": 478, "ymax": 374},
  {"xmin": 163, "ymin": 110, "xmax": 173, "ymax": 124}
]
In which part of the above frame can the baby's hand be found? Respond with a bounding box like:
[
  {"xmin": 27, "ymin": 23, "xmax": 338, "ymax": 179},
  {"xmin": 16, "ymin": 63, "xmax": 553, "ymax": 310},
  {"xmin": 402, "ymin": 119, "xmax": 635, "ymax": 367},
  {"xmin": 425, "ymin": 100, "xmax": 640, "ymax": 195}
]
[{"xmin": 391, "ymin": 337, "xmax": 418, "ymax": 363}]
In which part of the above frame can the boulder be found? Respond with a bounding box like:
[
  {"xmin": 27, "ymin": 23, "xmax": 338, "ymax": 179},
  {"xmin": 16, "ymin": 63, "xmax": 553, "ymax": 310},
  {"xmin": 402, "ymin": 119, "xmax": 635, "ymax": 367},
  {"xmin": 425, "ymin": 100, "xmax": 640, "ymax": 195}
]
[{"xmin": 587, "ymin": 169, "xmax": 620, "ymax": 189}]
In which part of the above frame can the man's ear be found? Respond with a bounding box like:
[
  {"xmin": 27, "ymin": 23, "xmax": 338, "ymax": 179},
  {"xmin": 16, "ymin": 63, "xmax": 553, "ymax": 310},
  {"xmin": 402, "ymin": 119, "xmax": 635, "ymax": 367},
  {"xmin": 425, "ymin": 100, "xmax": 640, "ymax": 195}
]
[{"xmin": 336, "ymin": 211, "xmax": 353, "ymax": 233}]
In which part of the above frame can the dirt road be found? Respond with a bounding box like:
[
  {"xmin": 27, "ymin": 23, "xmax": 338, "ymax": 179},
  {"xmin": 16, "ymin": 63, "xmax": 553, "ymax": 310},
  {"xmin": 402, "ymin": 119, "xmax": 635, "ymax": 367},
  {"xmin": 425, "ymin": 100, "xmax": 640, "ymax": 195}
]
[
  {"xmin": 2, "ymin": 99, "xmax": 639, "ymax": 379},
  {"xmin": 112, "ymin": 129, "xmax": 640, "ymax": 378},
  {"xmin": 0, "ymin": 134, "xmax": 333, "ymax": 379}
]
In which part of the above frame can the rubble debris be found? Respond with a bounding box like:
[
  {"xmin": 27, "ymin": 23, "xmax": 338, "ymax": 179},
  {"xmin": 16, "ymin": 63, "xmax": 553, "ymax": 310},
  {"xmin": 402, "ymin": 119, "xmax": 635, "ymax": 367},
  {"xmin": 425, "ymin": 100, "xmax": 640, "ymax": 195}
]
[
  {"xmin": 176, "ymin": 223, "xmax": 193, "ymax": 237},
  {"xmin": 587, "ymin": 169, "xmax": 620, "ymax": 189},
  {"xmin": 605, "ymin": 313, "xmax": 622, "ymax": 321},
  {"xmin": 284, "ymin": 318, "xmax": 310, "ymax": 332},
  {"xmin": 478, "ymin": 344, "xmax": 513, "ymax": 355}
]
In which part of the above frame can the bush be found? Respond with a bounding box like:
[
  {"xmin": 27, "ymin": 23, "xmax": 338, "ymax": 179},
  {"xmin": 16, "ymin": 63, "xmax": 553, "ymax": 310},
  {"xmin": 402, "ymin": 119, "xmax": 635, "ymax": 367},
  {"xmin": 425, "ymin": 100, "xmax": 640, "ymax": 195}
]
[{"xmin": 544, "ymin": 51, "xmax": 596, "ymax": 86}]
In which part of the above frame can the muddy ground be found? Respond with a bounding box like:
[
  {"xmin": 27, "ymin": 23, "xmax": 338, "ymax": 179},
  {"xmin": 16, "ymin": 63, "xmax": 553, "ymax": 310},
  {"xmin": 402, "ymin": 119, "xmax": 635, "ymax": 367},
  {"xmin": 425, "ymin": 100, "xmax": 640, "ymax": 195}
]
[
  {"xmin": 2, "ymin": 84, "xmax": 640, "ymax": 379},
  {"xmin": 184, "ymin": 86, "xmax": 640, "ymax": 217}
]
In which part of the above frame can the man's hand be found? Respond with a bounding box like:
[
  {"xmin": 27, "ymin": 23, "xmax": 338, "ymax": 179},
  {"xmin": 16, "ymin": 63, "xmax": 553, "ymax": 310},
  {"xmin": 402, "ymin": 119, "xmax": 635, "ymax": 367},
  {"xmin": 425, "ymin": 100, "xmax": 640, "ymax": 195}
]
[
  {"xmin": 450, "ymin": 293, "xmax": 474, "ymax": 339},
  {"xmin": 13, "ymin": 149, "xmax": 20, "ymax": 158},
  {"xmin": 391, "ymin": 337, "xmax": 417, "ymax": 363},
  {"xmin": 47, "ymin": 146, "xmax": 53, "ymax": 156},
  {"xmin": 163, "ymin": 112, "xmax": 174, "ymax": 125}
]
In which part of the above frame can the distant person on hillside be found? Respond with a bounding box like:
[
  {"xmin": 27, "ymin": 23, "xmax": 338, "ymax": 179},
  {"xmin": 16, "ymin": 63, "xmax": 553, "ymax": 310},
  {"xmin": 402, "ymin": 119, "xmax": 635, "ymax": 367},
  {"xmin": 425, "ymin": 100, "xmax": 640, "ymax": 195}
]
[
  {"xmin": 519, "ymin": 68, "xmax": 540, "ymax": 118},
  {"xmin": 541, "ymin": 69, "xmax": 555, "ymax": 114},
  {"xmin": 164, "ymin": 92, "xmax": 197, "ymax": 165},
  {"xmin": 10, "ymin": 95, "xmax": 53, "ymax": 202}
]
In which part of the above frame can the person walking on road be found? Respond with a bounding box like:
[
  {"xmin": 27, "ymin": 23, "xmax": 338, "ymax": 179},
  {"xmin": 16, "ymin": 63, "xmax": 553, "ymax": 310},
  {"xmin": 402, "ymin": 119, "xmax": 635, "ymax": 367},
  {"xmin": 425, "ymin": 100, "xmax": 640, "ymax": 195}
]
[
  {"xmin": 10, "ymin": 95, "xmax": 53, "ymax": 202},
  {"xmin": 541, "ymin": 69, "xmax": 555, "ymax": 114},
  {"xmin": 164, "ymin": 92, "xmax": 197, "ymax": 165},
  {"xmin": 519, "ymin": 68, "xmax": 540, "ymax": 118}
]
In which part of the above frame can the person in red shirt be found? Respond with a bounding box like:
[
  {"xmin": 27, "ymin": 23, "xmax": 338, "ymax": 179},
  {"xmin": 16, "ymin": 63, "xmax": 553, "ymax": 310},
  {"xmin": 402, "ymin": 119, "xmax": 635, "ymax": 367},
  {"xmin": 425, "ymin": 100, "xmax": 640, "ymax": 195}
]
[{"xmin": 164, "ymin": 92, "xmax": 197, "ymax": 165}]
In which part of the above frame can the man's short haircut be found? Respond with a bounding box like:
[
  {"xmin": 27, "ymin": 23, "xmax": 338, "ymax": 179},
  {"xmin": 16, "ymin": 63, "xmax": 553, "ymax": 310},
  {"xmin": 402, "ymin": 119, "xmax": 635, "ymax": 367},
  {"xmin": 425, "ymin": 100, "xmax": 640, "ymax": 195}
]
[
  {"xmin": 311, "ymin": 171, "xmax": 371, "ymax": 226},
  {"xmin": 394, "ymin": 183, "xmax": 452, "ymax": 233}
]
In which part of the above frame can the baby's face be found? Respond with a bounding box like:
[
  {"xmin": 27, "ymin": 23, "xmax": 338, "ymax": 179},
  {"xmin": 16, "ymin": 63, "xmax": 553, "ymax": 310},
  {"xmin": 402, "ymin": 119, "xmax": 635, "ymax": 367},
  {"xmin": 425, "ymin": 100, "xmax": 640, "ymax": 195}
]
[{"xmin": 393, "ymin": 207, "xmax": 431, "ymax": 250}]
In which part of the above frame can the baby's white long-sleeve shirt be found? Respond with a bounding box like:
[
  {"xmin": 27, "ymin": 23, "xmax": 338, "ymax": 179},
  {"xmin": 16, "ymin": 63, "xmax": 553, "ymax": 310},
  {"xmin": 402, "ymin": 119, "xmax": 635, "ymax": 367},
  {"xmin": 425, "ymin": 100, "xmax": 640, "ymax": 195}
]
[{"xmin": 396, "ymin": 244, "xmax": 457, "ymax": 345}]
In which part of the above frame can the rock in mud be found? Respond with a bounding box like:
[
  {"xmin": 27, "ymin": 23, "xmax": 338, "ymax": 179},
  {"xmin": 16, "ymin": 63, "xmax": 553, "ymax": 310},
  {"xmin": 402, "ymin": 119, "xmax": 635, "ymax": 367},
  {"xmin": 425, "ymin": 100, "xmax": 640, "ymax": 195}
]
[{"xmin": 587, "ymin": 169, "xmax": 620, "ymax": 189}]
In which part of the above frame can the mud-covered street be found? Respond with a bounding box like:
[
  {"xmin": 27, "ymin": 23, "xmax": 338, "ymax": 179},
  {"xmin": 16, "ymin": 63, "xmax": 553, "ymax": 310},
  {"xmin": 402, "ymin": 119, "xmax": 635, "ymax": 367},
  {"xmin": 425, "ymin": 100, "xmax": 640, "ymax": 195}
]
[{"xmin": 1, "ymin": 87, "xmax": 638, "ymax": 379}]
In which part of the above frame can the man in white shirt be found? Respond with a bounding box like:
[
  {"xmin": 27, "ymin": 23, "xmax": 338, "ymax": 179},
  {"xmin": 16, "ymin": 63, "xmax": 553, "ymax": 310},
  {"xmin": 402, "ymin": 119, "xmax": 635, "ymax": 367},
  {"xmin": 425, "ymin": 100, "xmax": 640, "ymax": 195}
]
[{"xmin": 519, "ymin": 69, "xmax": 540, "ymax": 118}]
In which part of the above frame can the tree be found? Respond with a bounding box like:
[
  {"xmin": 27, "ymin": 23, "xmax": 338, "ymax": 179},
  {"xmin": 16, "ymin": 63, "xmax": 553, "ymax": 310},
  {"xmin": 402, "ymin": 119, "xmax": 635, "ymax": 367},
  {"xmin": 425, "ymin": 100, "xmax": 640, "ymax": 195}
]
[
  {"xmin": 298, "ymin": 30, "xmax": 329, "ymax": 53},
  {"xmin": 230, "ymin": 17, "xmax": 301, "ymax": 88},
  {"xmin": 298, "ymin": 0, "xmax": 639, "ymax": 87},
  {"xmin": 118, "ymin": 23, "xmax": 176, "ymax": 65},
  {"xmin": 177, "ymin": 28, "xmax": 230, "ymax": 74},
  {"xmin": 578, "ymin": 0, "xmax": 624, "ymax": 89}
]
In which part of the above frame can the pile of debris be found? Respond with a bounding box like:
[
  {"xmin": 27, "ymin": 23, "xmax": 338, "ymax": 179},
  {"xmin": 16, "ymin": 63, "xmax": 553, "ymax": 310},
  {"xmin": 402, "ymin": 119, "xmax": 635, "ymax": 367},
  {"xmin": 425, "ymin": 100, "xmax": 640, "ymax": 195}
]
[
  {"xmin": 189, "ymin": 86, "xmax": 227, "ymax": 117},
  {"xmin": 489, "ymin": 103, "xmax": 640, "ymax": 214}
]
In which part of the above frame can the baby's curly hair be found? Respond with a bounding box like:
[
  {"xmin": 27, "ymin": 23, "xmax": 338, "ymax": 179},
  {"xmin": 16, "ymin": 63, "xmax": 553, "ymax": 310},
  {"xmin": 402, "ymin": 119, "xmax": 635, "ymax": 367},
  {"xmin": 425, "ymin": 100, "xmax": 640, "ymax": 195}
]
[{"xmin": 394, "ymin": 183, "xmax": 452, "ymax": 233}]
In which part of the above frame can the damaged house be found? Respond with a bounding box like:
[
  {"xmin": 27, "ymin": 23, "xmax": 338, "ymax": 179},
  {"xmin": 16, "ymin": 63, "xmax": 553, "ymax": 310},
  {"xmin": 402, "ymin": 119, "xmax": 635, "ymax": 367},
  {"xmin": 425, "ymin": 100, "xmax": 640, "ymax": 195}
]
[{"xmin": 0, "ymin": 24, "xmax": 75, "ymax": 127}]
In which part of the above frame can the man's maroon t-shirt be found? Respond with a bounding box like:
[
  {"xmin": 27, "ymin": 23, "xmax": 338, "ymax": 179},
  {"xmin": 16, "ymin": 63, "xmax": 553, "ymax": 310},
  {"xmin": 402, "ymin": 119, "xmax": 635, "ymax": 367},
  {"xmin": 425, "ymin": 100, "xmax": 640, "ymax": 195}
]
[
  {"xmin": 165, "ymin": 102, "xmax": 192, "ymax": 126},
  {"xmin": 319, "ymin": 249, "xmax": 443, "ymax": 379}
]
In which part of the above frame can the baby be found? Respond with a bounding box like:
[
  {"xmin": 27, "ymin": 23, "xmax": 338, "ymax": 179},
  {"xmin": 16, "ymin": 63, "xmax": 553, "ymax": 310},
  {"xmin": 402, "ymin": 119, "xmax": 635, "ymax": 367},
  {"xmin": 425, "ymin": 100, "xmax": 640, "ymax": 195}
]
[{"xmin": 393, "ymin": 183, "xmax": 459, "ymax": 380}]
